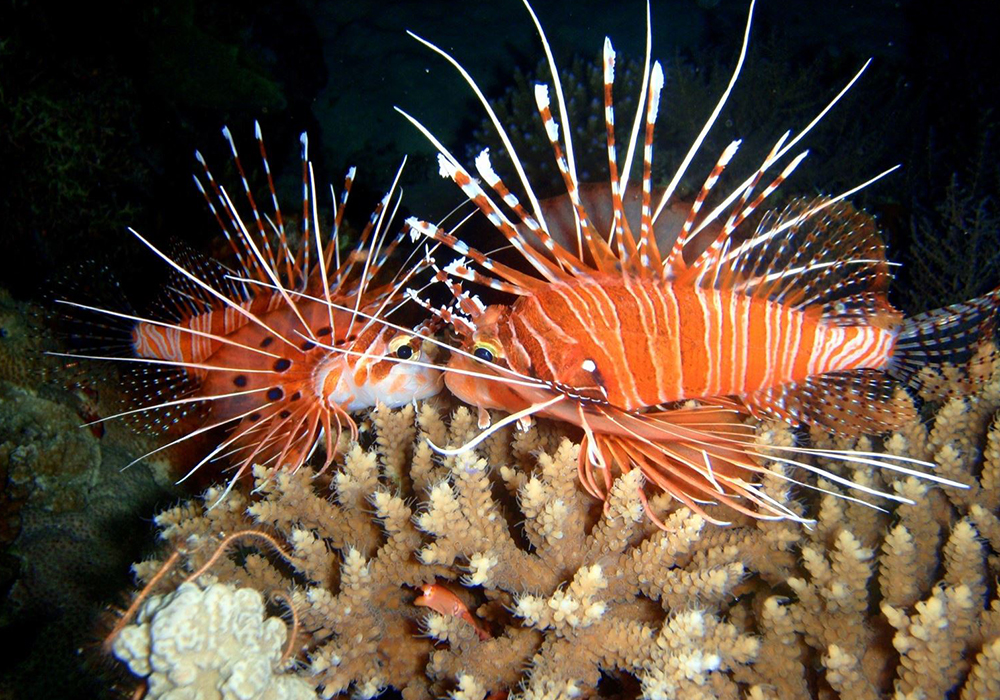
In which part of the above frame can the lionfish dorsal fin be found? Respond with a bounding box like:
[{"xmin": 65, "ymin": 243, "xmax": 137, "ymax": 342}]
[
  {"xmin": 196, "ymin": 127, "xmax": 317, "ymax": 340},
  {"xmin": 326, "ymin": 166, "xmax": 356, "ymax": 273},
  {"xmin": 689, "ymin": 131, "xmax": 804, "ymax": 277},
  {"xmin": 440, "ymin": 256, "xmax": 532, "ymax": 297},
  {"xmin": 343, "ymin": 157, "xmax": 409, "ymax": 339},
  {"xmin": 651, "ymin": 0, "xmax": 757, "ymax": 238},
  {"xmin": 294, "ymin": 132, "xmax": 313, "ymax": 280},
  {"xmin": 436, "ymin": 152, "xmax": 570, "ymax": 284},
  {"xmin": 253, "ymin": 121, "xmax": 296, "ymax": 285},
  {"xmin": 653, "ymin": 2, "xmax": 882, "ymax": 284},
  {"xmin": 636, "ymin": 61, "xmax": 665, "ymax": 274},
  {"xmin": 599, "ymin": 38, "xmax": 641, "ymax": 271},
  {"xmin": 532, "ymin": 83, "xmax": 619, "ymax": 275},
  {"xmin": 193, "ymin": 150, "xmax": 253, "ymax": 278},
  {"xmin": 616, "ymin": 0, "xmax": 654, "ymax": 207},
  {"xmin": 405, "ymin": 218, "xmax": 541, "ymax": 295},
  {"xmin": 397, "ymin": 23, "xmax": 586, "ymax": 284},
  {"xmin": 155, "ymin": 243, "xmax": 250, "ymax": 321},
  {"xmin": 473, "ymin": 149, "xmax": 590, "ymax": 277},
  {"xmin": 664, "ymin": 138, "xmax": 742, "ymax": 278},
  {"xmin": 686, "ymin": 197, "xmax": 895, "ymax": 320},
  {"xmin": 221, "ymin": 126, "xmax": 282, "ymax": 280}
]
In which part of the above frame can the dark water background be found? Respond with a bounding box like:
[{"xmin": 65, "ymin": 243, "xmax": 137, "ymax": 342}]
[
  {"xmin": 2, "ymin": 0, "xmax": 998, "ymax": 305},
  {"xmin": 0, "ymin": 0, "xmax": 998, "ymax": 697}
]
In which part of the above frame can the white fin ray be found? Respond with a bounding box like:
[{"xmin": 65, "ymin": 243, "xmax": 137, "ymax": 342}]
[
  {"xmin": 402, "ymin": 31, "xmax": 550, "ymax": 238},
  {"xmin": 218, "ymin": 186, "xmax": 317, "ymax": 342},
  {"xmin": 618, "ymin": 0, "xmax": 653, "ymax": 203},
  {"xmin": 653, "ymin": 0, "xmax": 757, "ymax": 224},
  {"xmin": 348, "ymin": 156, "xmax": 407, "ymax": 338},
  {"xmin": 53, "ymin": 299, "xmax": 282, "ymax": 360},
  {"xmin": 126, "ymin": 227, "xmax": 301, "ymax": 350},
  {"xmin": 308, "ymin": 160, "xmax": 337, "ymax": 340}
]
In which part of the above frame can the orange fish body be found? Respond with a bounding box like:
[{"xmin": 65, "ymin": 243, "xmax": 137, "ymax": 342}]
[
  {"xmin": 461, "ymin": 275, "xmax": 896, "ymax": 412},
  {"xmin": 415, "ymin": 583, "xmax": 490, "ymax": 640}
]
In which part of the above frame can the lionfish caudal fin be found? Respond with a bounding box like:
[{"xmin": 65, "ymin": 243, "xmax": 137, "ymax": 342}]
[
  {"xmin": 48, "ymin": 123, "xmax": 436, "ymax": 495},
  {"xmin": 394, "ymin": 0, "xmax": 996, "ymax": 522}
]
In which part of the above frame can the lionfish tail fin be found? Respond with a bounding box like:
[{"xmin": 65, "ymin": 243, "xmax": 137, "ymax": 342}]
[{"xmin": 889, "ymin": 286, "xmax": 1000, "ymax": 396}]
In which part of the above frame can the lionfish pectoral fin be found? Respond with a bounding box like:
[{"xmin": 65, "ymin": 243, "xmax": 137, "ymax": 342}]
[
  {"xmin": 46, "ymin": 261, "xmax": 138, "ymax": 359},
  {"xmin": 118, "ymin": 365, "xmax": 210, "ymax": 437},
  {"xmin": 46, "ymin": 264, "xmax": 220, "ymax": 438},
  {"xmin": 580, "ymin": 404, "xmax": 804, "ymax": 525},
  {"xmin": 158, "ymin": 241, "xmax": 251, "ymax": 314},
  {"xmin": 745, "ymin": 369, "xmax": 918, "ymax": 437},
  {"xmin": 587, "ymin": 429, "xmax": 784, "ymax": 526}
]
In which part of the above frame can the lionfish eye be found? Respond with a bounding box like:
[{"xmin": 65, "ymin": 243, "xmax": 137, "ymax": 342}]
[
  {"xmin": 473, "ymin": 346, "xmax": 494, "ymax": 363},
  {"xmin": 388, "ymin": 334, "xmax": 416, "ymax": 360}
]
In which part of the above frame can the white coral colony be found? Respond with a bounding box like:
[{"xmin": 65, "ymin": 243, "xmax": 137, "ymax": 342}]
[{"xmin": 113, "ymin": 582, "xmax": 316, "ymax": 700}]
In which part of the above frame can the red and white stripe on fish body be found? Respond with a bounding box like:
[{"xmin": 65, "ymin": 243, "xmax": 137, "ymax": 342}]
[
  {"xmin": 400, "ymin": 0, "xmax": 995, "ymax": 524},
  {"xmin": 52, "ymin": 124, "xmax": 442, "ymax": 493}
]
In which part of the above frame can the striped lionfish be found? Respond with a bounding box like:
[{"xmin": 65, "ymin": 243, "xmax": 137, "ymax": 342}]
[
  {"xmin": 399, "ymin": 0, "xmax": 997, "ymax": 524},
  {"xmin": 52, "ymin": 123, "xmax": 442, "ymax": 495}
]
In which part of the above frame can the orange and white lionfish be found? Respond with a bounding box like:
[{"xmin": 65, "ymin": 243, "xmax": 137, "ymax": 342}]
[
  {"xmin": 52, "ymin": 123, "xmax": 442, "ymax": 494},
  {"xmin": 399, "ymin": 0, "xmax": 997, "ymax": 524}
]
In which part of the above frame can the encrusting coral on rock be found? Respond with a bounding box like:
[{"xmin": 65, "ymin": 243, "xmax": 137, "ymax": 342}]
[{"xmin": 107, "ymin": 359, "xmax": 1000, "ymax": 698}]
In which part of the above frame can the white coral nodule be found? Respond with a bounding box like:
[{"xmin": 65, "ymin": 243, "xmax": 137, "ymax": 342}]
[
  {"xmin": 112, "ymin": 581, "xmax": 315, "ymax": 699},
  {"xmin": 464, "ymin": 552, "xmax": 497, "ymax": 586}
]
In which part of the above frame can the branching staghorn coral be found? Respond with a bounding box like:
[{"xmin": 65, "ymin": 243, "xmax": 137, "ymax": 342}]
[
  {"xmin": 108, "ymin": 364, "xmax": 1000, "ymax": 698},
  {"xmin": 738, "ymin": 362, "xmax": 1000, "ymax": 700},
  {"xmin": 111, "ymin": 404, "xmax": 447, "ymax": 699}
]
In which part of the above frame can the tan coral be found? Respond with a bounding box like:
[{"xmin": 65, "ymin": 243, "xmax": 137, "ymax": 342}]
[{"xmin": 107, "ymin": 364, "xmax": 1000, "ymax": 699}]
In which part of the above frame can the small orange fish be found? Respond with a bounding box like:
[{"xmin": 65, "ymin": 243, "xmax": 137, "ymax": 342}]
[{"xmin": 415, "ymin": 583, "xmax": 490, "ymax": 640}]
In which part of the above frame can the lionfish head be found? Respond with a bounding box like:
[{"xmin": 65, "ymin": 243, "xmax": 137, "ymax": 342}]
[
  {"xmin": 318, "ymin": 323, "xmax": 442, "ymax": 412},
  {"xmin": 441, "ymin": 304, "xmax": 529, "ymax": 412}
]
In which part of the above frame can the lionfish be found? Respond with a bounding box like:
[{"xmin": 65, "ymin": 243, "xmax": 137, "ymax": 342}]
[
  {"xmin": 398, "ymin": 0, "xmax": 996, "ymax": 524},
  {"xmin": 52, "ymin": 123, "xmax": 442, "ymax": 494}
]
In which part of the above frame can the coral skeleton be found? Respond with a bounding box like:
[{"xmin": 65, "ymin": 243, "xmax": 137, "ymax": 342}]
[{"xmin": 109, "ymin": 364, "xmax": 1000, "ymax": 698}]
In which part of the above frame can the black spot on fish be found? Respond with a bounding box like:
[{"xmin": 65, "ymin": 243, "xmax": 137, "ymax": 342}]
[
  {"xmin": 301, "ymin": 340, "xmax": 316, "ymax": 352},
  {"xmin": 260, "ymin": 336, "xmax": 274, "ymax": 348},
  {"xmin": 279, "ymin": 409, "xmax": 291, "ymax": 419},
  {"xmin": 267, "ymin": 387, "xmax": 284, "ymax": 401},
  {"xmin": 233, "ymin": 375, "xmax": 248, "ymax": 387},
  {"xmin": 290, "ymin": 391, "xmax": 302, "ymax": 402},
  {"xmin": 274, "ymin": 358, "xmax": 291, "ymax": 372}
]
